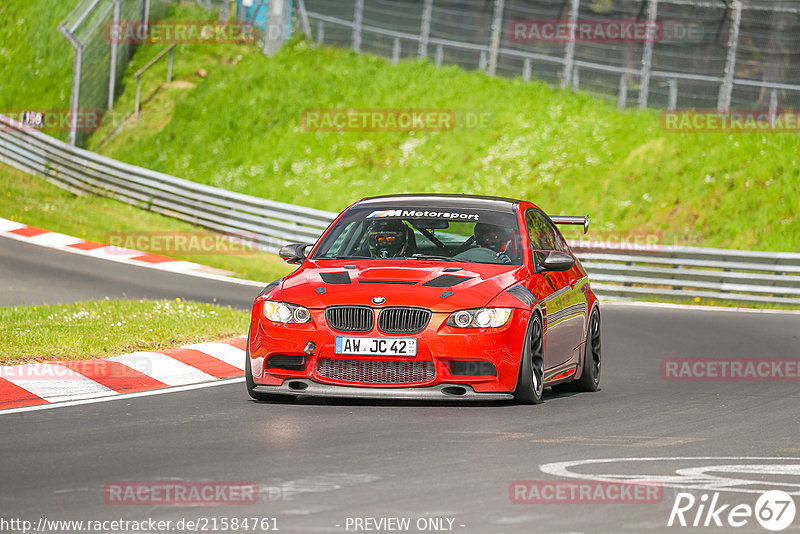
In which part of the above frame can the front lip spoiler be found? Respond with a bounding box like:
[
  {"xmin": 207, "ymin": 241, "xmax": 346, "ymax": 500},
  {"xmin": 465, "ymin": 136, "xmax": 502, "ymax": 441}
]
[{"xmin": 253, "ymin": 380, "xmax": 513, "ymax": 401}]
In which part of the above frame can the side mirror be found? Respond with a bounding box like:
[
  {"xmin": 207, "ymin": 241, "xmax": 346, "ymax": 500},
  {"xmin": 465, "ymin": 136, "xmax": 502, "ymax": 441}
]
[
  {"xmin": 539, "ymin": 251, "xmax": 575, "ymax": 272},
  {"xmin": 279, "ymin": 243, "xmax": 313, "ymax": 265}
]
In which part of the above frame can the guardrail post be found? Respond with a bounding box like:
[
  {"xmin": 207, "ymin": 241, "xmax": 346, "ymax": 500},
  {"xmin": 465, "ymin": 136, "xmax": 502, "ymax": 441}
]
[
  {"xmin": 316, "ymin": 21, "xmax": 324, "ymax": 45},
  {"xmin": 296, "ymin": 0, "xmax": 312, "ymax": 38},
  {"xmin": 418, "ymin": 0, "xmax": 433, "ymax": 58},
  {"xmin": 353, "ymin": 0, "xmax": 364, "ymax": 53},
  {"xmin": 638, "ymin": 0, "xmax": 658, "ymax": 108},
  {"xmin": 392, "ymin": 38, "xmax": 401, "ymax": 65},
  {"xmin": 667, "ymin": 78, "xmax": 677, "ymax": 110},
  {"xmin": 523, "ymin": 58, "xmax": 531, "ymax": 81},
  {"xmin": 135, "ymin": 76, "xmax": 142, "ymax": 116},
  {"xmin": 107, "ymin": 0, "xmax": 121, "ymax": 110},
  {"xmin": 769, "ymin": 89, "xmax": 778, "ymax": 126},
  {"xmin": 144, "ymin": 0, "xmax": 151, "ymax": 31},
  {"xmin": 717, "ymin": 0, "xmax": 742, "ymax": 112},
  {"xmin": 479, "ymin": 51, "xmax": 487, "ymax": 72},
  {"xmin": 561, "ymin": 0, "xmax": 580, "ymax": 89},
  {"xmin": 617, "ymin": 74, "xmax": 628, "ymax": 109},
  {"xmin": 487, "ymin": 0, "xmax": 504, "ymax": 76},
  {"xmin": 571, "ymin": 66, "xmax": 579, "ymax": 90},
  {"xmin": 59, "ymin": 26, "xmax": 83, "ymax": 146},
  {"xmin": 167, "ymin": 46, "xmax": 174, "ymax": 82},
  {"xmin": 435, "ymin": 44, "xmax": 443, "ymax": 66}
]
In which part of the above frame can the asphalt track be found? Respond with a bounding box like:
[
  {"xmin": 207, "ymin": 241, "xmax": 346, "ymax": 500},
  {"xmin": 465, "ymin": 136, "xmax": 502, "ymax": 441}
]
[{"xmin": 2, "ymin": 236, "xmax": 799, "ymax": 533}]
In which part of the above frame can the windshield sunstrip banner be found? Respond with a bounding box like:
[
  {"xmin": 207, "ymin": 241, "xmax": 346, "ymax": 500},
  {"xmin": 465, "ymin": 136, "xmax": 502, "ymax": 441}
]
[{"xmin": 366, "ymin": 210, "xmax": 480, "ymax": 220}]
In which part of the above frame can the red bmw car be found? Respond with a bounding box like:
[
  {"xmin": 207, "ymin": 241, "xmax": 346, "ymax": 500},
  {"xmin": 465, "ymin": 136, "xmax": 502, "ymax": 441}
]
[{"xmin": 246, "ymin": 194, "xmax": 600, "ymax": 404}]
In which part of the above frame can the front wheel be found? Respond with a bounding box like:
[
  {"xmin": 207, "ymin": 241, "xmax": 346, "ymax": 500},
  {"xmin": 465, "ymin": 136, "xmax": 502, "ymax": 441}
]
[
  {"xmin": 572, "ymin": 308, "xmax": 601, "ymax": 392},
  {"xmin": 514, "ymin": 314, "xmax": 545, "ymax": 404}
]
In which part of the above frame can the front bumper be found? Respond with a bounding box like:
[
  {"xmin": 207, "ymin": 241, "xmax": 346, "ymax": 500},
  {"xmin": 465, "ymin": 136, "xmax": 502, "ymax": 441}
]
[
  {"xmin": 253, "ymin": 379, "xmax": 513, "ymax": 401},
  {"xmin": 249, "ymin": 308, "xmax": 530, "ymax": 393}
]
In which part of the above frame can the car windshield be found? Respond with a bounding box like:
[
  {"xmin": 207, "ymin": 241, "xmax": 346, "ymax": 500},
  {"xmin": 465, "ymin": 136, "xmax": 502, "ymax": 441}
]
[{"xmin": 311, "ymin": 207, "xmax": 524, "ymax": 265}]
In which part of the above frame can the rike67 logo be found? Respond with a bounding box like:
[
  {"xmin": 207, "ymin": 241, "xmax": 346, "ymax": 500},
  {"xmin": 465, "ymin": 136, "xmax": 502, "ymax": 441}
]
[{"xmin": 668, "ymin": 490, "xmax": 796, "ymax": 531}]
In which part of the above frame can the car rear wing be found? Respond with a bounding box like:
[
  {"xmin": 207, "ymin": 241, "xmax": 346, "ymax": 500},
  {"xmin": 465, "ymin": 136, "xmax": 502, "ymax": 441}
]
[{"xmin": 550, "ymin": 215, "xmax": 590, "ymax": 234}]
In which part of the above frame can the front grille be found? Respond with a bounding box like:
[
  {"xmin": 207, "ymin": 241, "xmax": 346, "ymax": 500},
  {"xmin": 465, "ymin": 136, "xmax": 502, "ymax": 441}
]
[
  {"xmin": 317, "ymin": 359, "xmax": 435, "ymax": 384},
  {"xmin": 378, "ymin": 307, "xmax": 432, "ymax": 334},
  {"xmin": 326, "ymin": 306, "xmax": 374, "ymax": 333}
]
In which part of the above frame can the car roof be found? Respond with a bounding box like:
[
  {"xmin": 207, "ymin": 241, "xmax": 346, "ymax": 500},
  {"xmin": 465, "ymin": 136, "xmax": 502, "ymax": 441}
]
[{"xmin": 356, "ymin": 194, "xmax": 520, "ymax": 212}]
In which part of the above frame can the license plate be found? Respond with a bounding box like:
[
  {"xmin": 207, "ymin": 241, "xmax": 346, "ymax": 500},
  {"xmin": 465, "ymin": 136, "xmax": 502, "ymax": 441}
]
[{"xmin": 334, "ymin": 336, "xmax": 417, "ymax": 356}]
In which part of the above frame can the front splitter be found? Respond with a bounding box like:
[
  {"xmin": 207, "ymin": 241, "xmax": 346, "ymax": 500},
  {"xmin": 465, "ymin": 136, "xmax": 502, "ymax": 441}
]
[{"xmin": 253, "ymin": 380, "xmax": 514, "ymax": 401}]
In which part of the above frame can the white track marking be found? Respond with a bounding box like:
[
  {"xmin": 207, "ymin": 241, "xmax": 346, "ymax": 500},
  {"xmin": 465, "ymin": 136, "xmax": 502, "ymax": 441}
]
[
  {"xmin": 0, "ymin": 218, "xmax": 265, "ymax": 288},
  {"xmin": 0, "ymin": 364, "xmax": 117, "ymax": 403},
  {"xmin": 540, "ymin": 457, "xmax": 800, "ymax": 495},
  {"xmin": 184, "ymin": 342, "xmax": 246, "ymax": 370},
  {"xmin": 0, "ymin": 378, "xmax": 244, "ymax": 416},
  {"xmin": 0, "ymin": 220, "xmax": 26, "ymax": 232},
  {"xmin": 107, "ymin": 352, "xmax": 217, "ymax": 386},
  {"xmin": 27, "ymin": 232, "xmax": 83, "ymax": 247}
]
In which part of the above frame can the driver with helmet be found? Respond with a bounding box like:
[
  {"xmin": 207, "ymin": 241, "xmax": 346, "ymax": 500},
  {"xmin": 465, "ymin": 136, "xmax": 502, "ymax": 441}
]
[
  {"xmin": 367, "ymin": 219, "xmax": 412, "ymax": 258},
  {"xmin": 473, "ymin": 222, "xmax": 512, "ymax": 264}
]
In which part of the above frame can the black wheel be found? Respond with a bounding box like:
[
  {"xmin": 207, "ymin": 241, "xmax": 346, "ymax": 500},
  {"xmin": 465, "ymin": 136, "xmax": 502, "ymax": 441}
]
[
  {"xmin": 245, "ymin": 332, "xmax": 296, "ymax": 402},
  {"xmin": 514, "ymin": 314, "xmax": 545, "ymax": 405},
  {"xmin": 573, "ymin": 308, "xmax": 601, "ymax": 392}
]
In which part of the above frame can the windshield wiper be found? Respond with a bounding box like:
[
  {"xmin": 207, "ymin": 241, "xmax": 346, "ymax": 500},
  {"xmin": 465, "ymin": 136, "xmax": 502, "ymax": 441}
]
[{"xmin": 408, "ymin": 254, "xmax": 461, "ymax": 262}]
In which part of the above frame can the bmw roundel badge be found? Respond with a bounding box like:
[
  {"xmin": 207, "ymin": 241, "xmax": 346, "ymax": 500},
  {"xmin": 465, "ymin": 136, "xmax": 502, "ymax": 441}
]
[{"xmin": 372, "ymin": 296, "xmax": 386, "ymax": 305}]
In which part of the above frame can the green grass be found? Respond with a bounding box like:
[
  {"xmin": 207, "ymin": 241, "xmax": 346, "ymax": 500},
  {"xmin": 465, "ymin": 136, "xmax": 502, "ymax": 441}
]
[
  {"xmin": 0, "ymin": 299, "xmax": 247, "ymax": 365},
  {"xmin": 0, "ymin": 0, "xmax": 76, "ymax": 142},
  {"xmin": 0, "ymin": 163, "xmax": 294, "ymax": 282},
  {"xmin": 90, "ymin": 37, "xmax": 800, "ymax": 252}
]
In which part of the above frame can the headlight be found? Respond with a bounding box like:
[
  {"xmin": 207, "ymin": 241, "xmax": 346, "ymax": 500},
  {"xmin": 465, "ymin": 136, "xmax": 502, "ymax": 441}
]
[
  {"xmin": 262, "ymin": 301, "xmax": 312, "ymax": 324},
  {"xmin": 446, "ymin": 308, "xmax": 512, "ymax": 328}
]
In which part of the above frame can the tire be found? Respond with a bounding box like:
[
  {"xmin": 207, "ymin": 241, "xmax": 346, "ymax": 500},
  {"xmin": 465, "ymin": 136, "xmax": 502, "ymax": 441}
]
[
  {"xmin": 245, "ymin": 332, "xmax": 296, "ymax": 403},
  {"xmin": 572, "ymin": 308, "xmax": 601, "ymax": 392},
  {"xmin": 514, "ymin": 314, "xmax": 545, "ymax": 405}
]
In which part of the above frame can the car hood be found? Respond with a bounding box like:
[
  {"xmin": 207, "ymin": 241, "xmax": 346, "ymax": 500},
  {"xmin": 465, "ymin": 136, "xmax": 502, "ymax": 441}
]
[{"xmin": 280, "ymin": 259, "xmax": 525, "ymax": 312}]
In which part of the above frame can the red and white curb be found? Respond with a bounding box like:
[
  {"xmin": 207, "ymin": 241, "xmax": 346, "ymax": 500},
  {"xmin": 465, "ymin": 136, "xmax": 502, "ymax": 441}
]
[
  {"xmin": 0, "ymin": 217, "xmax": 263, "ymax": 287},
  {"xmin": 0, "ymin": 337, "xmax": 247, "ymax": 411}
]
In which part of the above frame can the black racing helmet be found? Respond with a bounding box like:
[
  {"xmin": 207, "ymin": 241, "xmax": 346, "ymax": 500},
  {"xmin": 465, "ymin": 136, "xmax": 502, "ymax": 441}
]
[
  {"xmin": 367, "ymin": 219, "xmax": 409, "ymax": 257},
  {"xmin": 474, "ymin": 222, "xmax": 510, "ymax": 251}
]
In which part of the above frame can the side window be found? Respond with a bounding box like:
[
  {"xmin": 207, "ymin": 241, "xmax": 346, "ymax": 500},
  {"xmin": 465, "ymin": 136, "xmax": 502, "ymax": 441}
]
[{"xmin": 525, "ymin": 209, "xmax": 557, "ymax": 251}]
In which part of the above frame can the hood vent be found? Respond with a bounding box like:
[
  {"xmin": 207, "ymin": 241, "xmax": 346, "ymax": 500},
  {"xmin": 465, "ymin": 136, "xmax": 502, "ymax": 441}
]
[
  {"xmin": 422, "ymin": 274, "xmax": 471, "ymax": 288},
  {"xmin": 358, "ymin": 280, "xmax": 417, "ymax": 285},
  {"xmin": 320, "ymin": 272, "xmax": 351, "ymax": 285}
]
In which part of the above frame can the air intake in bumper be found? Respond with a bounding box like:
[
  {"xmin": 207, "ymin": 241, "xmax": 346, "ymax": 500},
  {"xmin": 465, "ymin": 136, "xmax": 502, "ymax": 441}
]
[{"xmin": 317, "ymin": 359, "xmax": 435, "ymax": 384}]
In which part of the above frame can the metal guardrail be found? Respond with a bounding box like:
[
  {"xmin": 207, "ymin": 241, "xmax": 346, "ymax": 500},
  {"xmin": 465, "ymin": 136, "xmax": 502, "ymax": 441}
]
[
  {"xmin": 1, "ymin": 112, "xmax": 799, "ymax": 305},
  {"xmin": 0, "ymin": 114, "xmax": 337, "ymax": 253}
]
